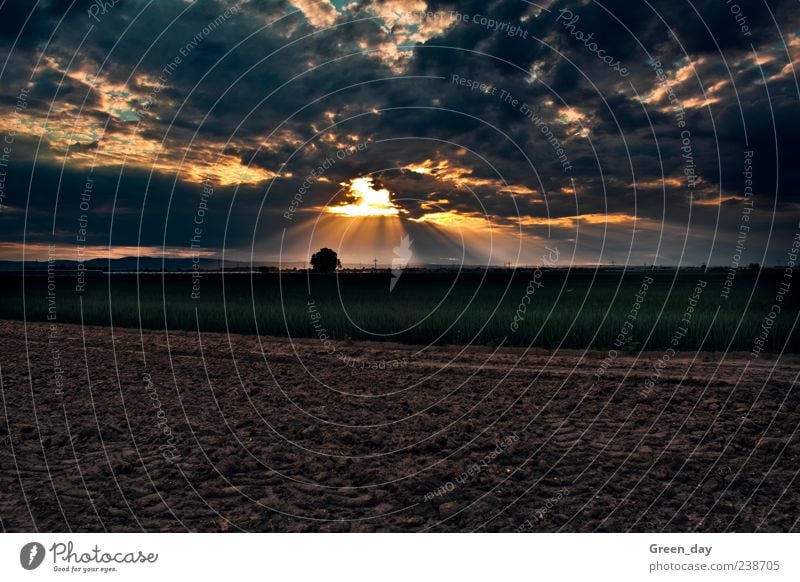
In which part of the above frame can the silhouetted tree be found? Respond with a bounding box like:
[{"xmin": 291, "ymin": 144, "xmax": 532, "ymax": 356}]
[{"xmin": 310, "ymin": 248, "xmax": 341, "ymax": 273}]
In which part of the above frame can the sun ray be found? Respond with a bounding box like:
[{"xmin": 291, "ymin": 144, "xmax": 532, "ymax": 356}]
[{"xmin": 327, "ymin": 177, "xmax": 400, "ymax": 217}]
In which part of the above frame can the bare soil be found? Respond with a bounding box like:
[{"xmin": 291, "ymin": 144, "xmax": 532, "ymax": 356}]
[{"xmin": 1, "ymin": 319, "xmax": 798, "ymax": 532}]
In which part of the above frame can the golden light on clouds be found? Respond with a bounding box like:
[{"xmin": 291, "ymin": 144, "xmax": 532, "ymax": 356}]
[
  {"xmin": 0, "ymin": 60, "xmax": 281, "ymax": 188},
  {"xmin": 405, "ymin": 159, "xmax": 446, "ymax": 175},
  {"xmin": 643, "ymin": 58, "xmax": 702, "ymax": 104},
  {"xmin": 641, "ymin": 58, "xmax": 728, "ymax": 111},
  {"xmin": 759, "ymin": 34, "xmax": 799, "ymax": 82},
  {"xmin": 180, "ymin": 154, "xmax": 281, "ymax": 186},
  {"xmin": 289, "ymin": 0, "xmax": 458, "ymax": 71},
  {"xmin": 557, "ymin": 107, "xmax": 591, "ymax": 138},
  {"xmin": 409, "ymin": 210, "xmax": 490, "ymax": 229},
  {"xmin": 289, "ymin": 0, "xmax": 338, "ymax": 28},
  {"xmin": 406, "ymin": 159, "xmax": 537, "ymax": 195},
  {"xmin": 632, "ymin": 178, "xmax": 685, "ymax": 190},
  {"xmin": 327, "ymin": 177, "xmax": 401, "ymax": 217},
  {"xmin": 518, "ymin": 212, "xmax": 639, "ymax": 228},
  {"xmin": 692, "ymin": 196, "xmax": 743, "ymax": 206},
  {"xmin": 557, "ymin": 107, "xmax": 585, "ymax": 123},
  {"xmin": 367, "ymin": 1, "xmax": 459, "ymax": 70}
]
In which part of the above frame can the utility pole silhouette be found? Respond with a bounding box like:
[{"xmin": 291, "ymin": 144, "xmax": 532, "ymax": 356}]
[{"xmin": 373, "ymin": 257, "xmax": 378, "ymax": 272}]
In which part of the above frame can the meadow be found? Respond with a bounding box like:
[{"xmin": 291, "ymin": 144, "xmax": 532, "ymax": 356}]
[{"xmin": 0, "ymin": 269, "xmax": 796, "ymax": 352}]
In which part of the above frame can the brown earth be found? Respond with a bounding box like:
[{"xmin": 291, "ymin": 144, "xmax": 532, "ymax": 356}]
[{"xmin": 0, "ymin": 319, "xmax": 798, "ymax": 532}]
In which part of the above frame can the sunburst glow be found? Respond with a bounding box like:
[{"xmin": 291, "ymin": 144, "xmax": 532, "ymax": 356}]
[{"xmin": 327, "ymin": 177, "xmax": 400, "ymax": 217}]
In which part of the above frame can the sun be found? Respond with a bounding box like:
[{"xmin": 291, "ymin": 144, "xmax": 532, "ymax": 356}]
[{"xmin": 327, "ymin": 177, "xmax": 400, "ymax": 217}]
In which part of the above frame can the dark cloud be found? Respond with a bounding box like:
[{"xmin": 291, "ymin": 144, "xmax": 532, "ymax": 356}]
[{"xmin": 0, "ymin": 0, "xmax": 798, "ymax": 266}]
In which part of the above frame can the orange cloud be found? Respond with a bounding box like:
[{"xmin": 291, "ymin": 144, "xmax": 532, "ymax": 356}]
[
  {"xmin": 406, "ymin": 159, "xmax": 537, "ymax": 195},
  {"xmin": 518, "ymin": 212, "xmax": 639, "ymax": 228}
]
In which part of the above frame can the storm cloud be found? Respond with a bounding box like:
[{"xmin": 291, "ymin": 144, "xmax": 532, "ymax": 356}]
[{"xmin": 0, "ymin": 0, "xmax": 797, "ymax": 267}]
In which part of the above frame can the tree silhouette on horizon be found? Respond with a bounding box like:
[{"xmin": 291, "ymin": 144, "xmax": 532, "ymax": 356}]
[{"xmin": 310, "ymin": 248, "xmax": 341, "ymax": 273}]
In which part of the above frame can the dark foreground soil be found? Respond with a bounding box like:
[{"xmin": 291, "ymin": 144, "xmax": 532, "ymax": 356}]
[{"xmin": 1, "ymin": 319, "xmax": 798, "ymax": 532}]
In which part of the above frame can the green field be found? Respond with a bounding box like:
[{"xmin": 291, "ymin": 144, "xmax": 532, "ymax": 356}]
[{"xmin": 1, "ymin": 269, "xmax": 796, "ymax": 352}]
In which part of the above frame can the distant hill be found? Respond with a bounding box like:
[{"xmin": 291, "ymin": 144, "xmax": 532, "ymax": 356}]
[{"xmin": 0, "ymin": 257, "xmax": 237, "ymax": 271}]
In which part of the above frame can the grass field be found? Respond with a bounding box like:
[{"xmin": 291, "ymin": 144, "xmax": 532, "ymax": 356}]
[{"xmin": 0, "ymin": 269, "xmax": 796, "ymax": 352}]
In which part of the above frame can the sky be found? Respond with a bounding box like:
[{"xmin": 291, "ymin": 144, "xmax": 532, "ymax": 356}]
[{"xmin": 0, "ymin": 0, "xmax": 798, "ymax": 268}]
